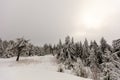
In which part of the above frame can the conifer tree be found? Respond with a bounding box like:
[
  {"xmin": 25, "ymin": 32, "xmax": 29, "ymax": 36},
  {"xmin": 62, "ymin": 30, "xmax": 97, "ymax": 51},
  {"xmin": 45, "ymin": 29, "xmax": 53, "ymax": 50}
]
[
  {"xmin": 82, "ymin": 38, "xmax": 89, "ymax": 65},
  {"xmin": 89, "ymin": 48, "xmax": 100, "ymax": 80}
]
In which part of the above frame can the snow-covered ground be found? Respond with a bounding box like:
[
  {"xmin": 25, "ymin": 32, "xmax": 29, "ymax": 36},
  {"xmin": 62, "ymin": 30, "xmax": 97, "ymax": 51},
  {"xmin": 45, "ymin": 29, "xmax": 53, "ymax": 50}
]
[{"xmin": 0, "ymin": 55, "xmax": 91, "ymax": 80}]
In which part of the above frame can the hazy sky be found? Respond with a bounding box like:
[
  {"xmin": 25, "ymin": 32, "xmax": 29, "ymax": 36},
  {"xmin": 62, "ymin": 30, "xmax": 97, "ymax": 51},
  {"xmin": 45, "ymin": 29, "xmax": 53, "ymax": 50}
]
[{"xmin": 1, "ymin": 0, "xmax": 120, "ymax": 45}]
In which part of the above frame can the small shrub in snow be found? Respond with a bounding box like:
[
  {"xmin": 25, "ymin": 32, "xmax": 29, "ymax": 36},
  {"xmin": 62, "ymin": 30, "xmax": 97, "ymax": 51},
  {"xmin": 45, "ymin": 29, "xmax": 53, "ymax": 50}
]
[
  {"xmin": 58, "ymin": 63, "xmax": 64, "ymax": 72},
  {"xmin": 73, "ymin": 58, "xmax": 88, "ymax": 78},
  {"xmin": 58, "ymin": 67, "xmax": 64, "ymax": 72}
]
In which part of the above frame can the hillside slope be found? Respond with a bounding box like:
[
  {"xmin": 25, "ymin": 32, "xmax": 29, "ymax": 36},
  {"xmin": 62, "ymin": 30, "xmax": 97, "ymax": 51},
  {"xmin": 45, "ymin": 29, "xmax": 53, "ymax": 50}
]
[{"xmin": 0, "ymin": 55, "xmax": 91, "ymax": 80}]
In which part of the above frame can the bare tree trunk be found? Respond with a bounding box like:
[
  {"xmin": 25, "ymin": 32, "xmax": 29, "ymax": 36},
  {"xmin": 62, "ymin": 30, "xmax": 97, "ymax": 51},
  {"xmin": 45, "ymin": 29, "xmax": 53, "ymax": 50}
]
[
  {"xmin": 16, "ymin": 49, "xmax": 21, "ymax": 61},
  {"xmin": 28, "ymin": 52, "xmax": 31, "ymax": 56}
]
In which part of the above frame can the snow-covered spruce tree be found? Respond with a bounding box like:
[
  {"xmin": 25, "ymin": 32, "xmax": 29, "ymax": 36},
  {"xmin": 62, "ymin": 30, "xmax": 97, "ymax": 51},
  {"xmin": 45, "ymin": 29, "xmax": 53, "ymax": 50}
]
[
  {"xmin": 2, "ymin": 40, "xmax": 8, "ymax": 50},
  {"xmin": 2, "ymin": 40, "xmax": 16, "ymax": 58},
  {"xmin": 33, "ymin": 46, "xmax": 42, "ymax": 56},
  {"xmin": 56, "ymin": 39, "xmax": 63, "ymax": 59},
  {"xmin": 99, "ymin": 37, "xmax": 108, "ymax": 64},
  {"xmin": 1, "ymin": 40, "xmax": 9, "ymax": 57},
  {"xmin": 89, "ymin": 40, "xmax": 103, "ymax": 66},
  {"xmin": 56, "ymin": 36, "xmax": 70, "ymax": 62},
  {"xmin": 82, "ymin": 38, "xmax": 90, "ymax": 66},
  {"xmin": 64, "ymin": 36, "xmax": 76, "ymax": 66},
  {"xmin": 93, "ymin": 40, "xmax": 98, "ymax": 51},
  {"xmin": 88, "ymin": 48, "xmax": 100, "ymax": 80},
  {"xmin": 48, "ymin": 44, "xmax": 53, "ymax": 55},
  {"xmin": 101, "ymin": 61, "xmax": 120, "ymax": 80},
  {"xmin": 100, "ymin": 48, "xmax": 120, "ymax": 80},
  {"xmin": 57, "ymin": 39, "xmax": 63, "ymax": 50},
  {"xmin": 43, "ymin": 44, "xmax": 53, "ymax": 55},
  {"xmin": 97, "ymin": 37, "xmax": 112, "ymax": 65},
  {"xmin": 100, "ymin": 37, "xmax": 112, "ymax": 53},
  {"xmin": 100, "ymin": 37, "xmax": 107, "ymax": 53},
  {"xmin": 43, "ymin": 44, "xmax": 49, "ymax": 55},
  {"xmin": 56, "ymin": 36, "xmax": 76, "ymax": 69},
  {"xmin": 102, "ymin": 48, "xmax": 111, "ymax": 63},
  {"xmin": 71, "ymin": 37, "xmax": 74, "ymax": 44},
  {"xmin": 112, "ymin": 39, "xmax": 120, "ymax": 57},
  {"xmin": 27, "ymin": 43, "xmax": 35, "ymax": 56},
  {"xmin": 74, "ymin": 42, "xmax": 83, "ymax": 58}
]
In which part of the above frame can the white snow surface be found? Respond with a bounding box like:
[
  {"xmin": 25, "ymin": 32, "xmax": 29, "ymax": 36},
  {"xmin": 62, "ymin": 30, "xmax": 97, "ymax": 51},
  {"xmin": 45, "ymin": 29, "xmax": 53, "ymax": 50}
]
[{"xmin": 0, "ymin": 55, "xmax": 91, "ymax": 80}]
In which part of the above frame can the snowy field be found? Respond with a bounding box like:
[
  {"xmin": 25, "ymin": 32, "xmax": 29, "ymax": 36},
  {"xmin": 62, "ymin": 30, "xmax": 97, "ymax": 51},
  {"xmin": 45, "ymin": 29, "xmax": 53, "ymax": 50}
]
[{"xmin": 0, "ymin": 55, "xmax": 91, "ymax": 80}]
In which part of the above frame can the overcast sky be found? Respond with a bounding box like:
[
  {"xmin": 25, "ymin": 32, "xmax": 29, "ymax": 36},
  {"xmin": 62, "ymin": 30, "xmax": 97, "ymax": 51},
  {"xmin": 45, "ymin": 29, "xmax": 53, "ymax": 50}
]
[{"xmin": 0, "ymin": 0, "xmax": 120, "ymax": 45}]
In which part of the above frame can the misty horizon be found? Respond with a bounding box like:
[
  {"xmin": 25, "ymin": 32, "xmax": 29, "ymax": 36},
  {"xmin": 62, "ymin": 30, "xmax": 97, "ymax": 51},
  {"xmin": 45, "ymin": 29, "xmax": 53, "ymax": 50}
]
[{"xmin": 1, "ymin": 0, "xmax": 120, "ymax": 45}]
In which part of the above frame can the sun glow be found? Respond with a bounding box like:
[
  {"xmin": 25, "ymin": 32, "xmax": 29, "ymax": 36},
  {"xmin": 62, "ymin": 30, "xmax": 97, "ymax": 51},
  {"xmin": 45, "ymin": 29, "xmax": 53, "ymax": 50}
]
[
  {"xmin": 73, "ymin": 0, "xmax": 111, "ymax": 30},
  {"xmin": 82, "ymin": 14, "xmax": 102, "ymax": 29},
  {"xmin": 73, "ymin": 0, "xmax": 118, "ymax": 31}
]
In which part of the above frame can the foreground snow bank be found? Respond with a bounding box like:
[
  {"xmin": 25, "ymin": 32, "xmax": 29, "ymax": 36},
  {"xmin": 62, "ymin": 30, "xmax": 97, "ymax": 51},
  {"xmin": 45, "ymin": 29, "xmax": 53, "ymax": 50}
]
[{"xmin": 0, "ymin": 55, "xmax": 91, "ymax": 80}]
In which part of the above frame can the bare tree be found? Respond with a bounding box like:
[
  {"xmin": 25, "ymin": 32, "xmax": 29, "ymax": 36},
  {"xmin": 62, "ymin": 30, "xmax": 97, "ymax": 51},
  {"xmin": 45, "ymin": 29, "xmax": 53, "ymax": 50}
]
[{"xmin": 13, "ymin": 38, "xmax": 29, "ymax": 61}]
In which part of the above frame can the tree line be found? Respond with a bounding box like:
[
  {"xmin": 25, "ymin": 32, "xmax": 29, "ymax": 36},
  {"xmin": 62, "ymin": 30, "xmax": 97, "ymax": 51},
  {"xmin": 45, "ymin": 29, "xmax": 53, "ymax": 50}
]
[{"xmin": 0, "ymin": 36, "xmax": 120, "ymax": 80}]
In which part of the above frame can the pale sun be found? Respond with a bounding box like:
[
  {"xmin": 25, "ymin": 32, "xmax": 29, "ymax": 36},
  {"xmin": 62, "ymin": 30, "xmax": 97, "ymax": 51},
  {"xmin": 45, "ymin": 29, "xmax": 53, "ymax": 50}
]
[{"xmin": 82, "ymin": 15, "xmax": 102, "ymax": 29}]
